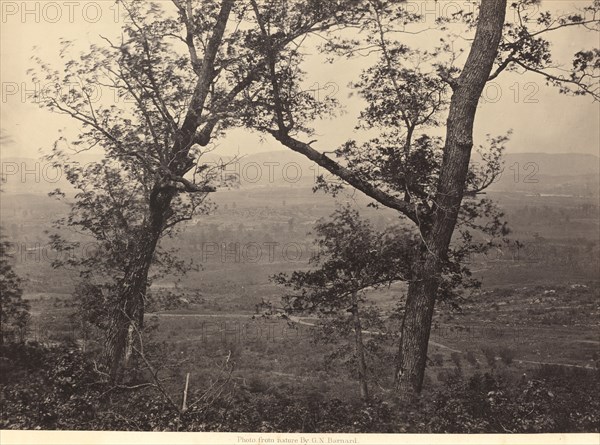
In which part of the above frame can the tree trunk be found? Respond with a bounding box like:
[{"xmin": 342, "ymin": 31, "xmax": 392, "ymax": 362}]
[
  {"xmin": 350, "ymin": 296, "xmax": 369, "ymax": 402},
  {"xmin": 104, "ymin": 232, "xmax": 159, "ymax": 380},
  {"xmin": 395, "ymin": 0, "xmax": 507, "ymax": 398},
  {"xmin": 104, "ymin": 185, "xmax": 175, "ymax": 380},
  {"xmin": 394, "ymin": 250, "xmax": 440, "ymax": 397}
]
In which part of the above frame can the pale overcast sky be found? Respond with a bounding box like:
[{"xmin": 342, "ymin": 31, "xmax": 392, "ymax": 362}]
[{"xmin": 1, "ymin": 0, "xmax": 598, "ymax": 160}]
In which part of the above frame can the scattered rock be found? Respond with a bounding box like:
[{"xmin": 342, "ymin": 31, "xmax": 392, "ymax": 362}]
[{"xmin": 570, "ymin": 284, "xmax": 588, "ymax": 289}]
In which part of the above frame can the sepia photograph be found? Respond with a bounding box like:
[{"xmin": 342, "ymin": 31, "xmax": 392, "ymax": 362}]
[{"xmin": 0, "ymin": 0, "xmax": 599, "ymax": 443}]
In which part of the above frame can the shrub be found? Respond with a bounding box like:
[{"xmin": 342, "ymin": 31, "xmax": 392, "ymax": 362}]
[
  {"xmin": 481, "ymin": 347, "xmax": 497, "ymax": 369},
  {"xmin": 424, "ymin": 369, "xmax": 600, "ymax": 433},
  {"xmin": 498, "ymin": 347, "xmax": 516, "ymax": 366},
  {"xmin": 0, "ymin": 343, "xmax": 106, "ymax": 429},
  {"xmin": 465, "ymin": 350, "xmax": 478, "ymax": 367},
  {"xmin": 450, "ymin": 352, "xmax": 462, "ymax": 370}
]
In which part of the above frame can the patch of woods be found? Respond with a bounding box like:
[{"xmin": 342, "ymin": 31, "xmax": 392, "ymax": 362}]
[{"xmin": 1, "ymin": 0, "xmax": 599, "ymax": 432}]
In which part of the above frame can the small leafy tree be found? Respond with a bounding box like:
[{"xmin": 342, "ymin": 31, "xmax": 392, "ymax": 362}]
[{"xmin": 274, "ymin": 206, "xmax": 417, "ymax": 400}]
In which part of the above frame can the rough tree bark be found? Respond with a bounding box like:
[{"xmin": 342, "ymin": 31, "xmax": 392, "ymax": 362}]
[
  {"xmin": 394, "ymin": 0, "xmax": 507, "ymax": 397},
  {"xmin": 104, "ymin": 185, "xmax": 176, "ymax": 379}
]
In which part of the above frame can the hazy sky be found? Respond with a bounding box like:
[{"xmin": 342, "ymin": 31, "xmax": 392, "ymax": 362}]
[{"xmin": 1, "ymin": 0, "xmax": 598, "ymax": 160}]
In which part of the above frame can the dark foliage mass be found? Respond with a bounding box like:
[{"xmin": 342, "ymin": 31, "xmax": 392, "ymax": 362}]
[
  {"xmin": 0, "ymin": 234, "xmax": 30, "ymax": 345},
  {"xmin": 1, "ymin": 343, "xmax": 598, "ymax": 432}
]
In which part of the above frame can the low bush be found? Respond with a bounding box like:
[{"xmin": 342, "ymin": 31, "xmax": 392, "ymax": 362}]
[
  {"xmin": 498, "ymin": 347, "xmax": 516, "ymax": 366},
  {"xmin": 422, "ymin": 368, "xmax": 600, "ymax": 433}
]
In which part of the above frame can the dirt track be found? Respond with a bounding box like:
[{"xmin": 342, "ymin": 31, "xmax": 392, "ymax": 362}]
[{"xmin": 151, "ymin": 312, "xmax": 596, "ymax": 369}]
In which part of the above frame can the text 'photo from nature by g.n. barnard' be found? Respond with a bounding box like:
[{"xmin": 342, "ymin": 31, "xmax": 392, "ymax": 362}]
[{"xmin": 0, "ymin": 0, "xmax": 599, "ymax": 441}]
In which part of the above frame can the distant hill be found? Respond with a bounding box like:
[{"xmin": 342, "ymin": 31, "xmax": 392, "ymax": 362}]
[
  {"xmin": 489, "ymin": 153, "xmax": 599, "ymax": 195},
  {"xmin": 501, "ymin": 153, "xmax": 599, "ymax": 176},
  {"xmin": 0, "ymin": 155, "xmax": 82, "ymax": 195},
  {"xmin": 227, "ymin": 151, "xmax": 600, "ymax": 195},
  {"xmin": 1, "ymin": 151, "xmax": 598, "ymax": 197}
]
